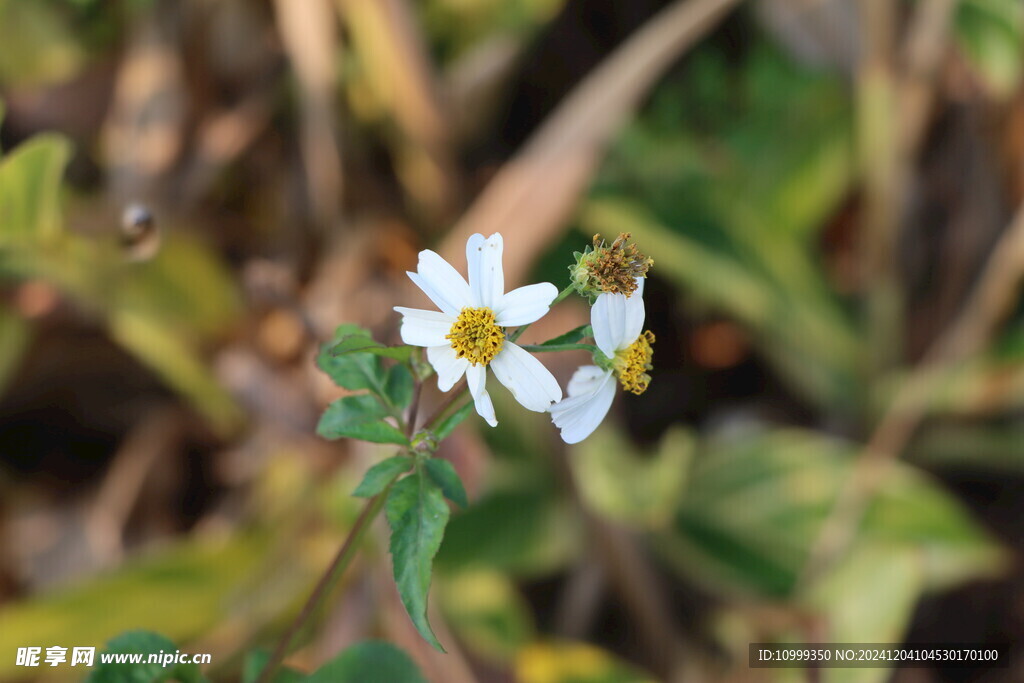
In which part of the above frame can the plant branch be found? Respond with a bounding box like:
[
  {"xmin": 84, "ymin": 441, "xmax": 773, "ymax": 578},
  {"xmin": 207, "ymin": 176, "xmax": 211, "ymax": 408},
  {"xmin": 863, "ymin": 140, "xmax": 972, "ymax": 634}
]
[
  {"xmin": 509, "ymin": 284, "xmax": 575, "ymax": 343},
  {"xmin": 419, "ymin": 380, "xmax": 468, "ymax": 432},
  {"xmin": 518, "ymin": 343, "xmax": 598, "ymax": 353},
  {"xmin": 256, "ymin": 484, "xmax": 394, "ymax": 683},
  {"xmin": 406, "ymin": 378, "xmax": 423, "ymax": 438}
]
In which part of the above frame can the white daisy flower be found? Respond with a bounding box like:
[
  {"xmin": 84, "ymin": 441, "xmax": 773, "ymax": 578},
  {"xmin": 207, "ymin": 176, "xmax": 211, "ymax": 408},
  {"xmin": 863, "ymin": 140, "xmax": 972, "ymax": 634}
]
[
  {"xmin": 550, "ymin": 278, "xmax": 654, "ymax": 444},
  {"xmin": 394, "ymin": 233, "xmax": 563, "ymax": 427}
]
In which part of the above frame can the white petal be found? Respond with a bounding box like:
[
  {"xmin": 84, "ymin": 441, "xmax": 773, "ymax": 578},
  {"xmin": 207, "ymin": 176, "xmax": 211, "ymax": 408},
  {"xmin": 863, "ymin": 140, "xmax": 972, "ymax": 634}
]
[
  {"xmin": 466, "ymin": 363, "xmax": 497, "ymax": 427},
  {"xmin": 427, "ymin": 345, "xmax": 468, "ymax": 391},
  {"xmin": 466, "ymin": 233, "xmax": 504, "ymax": 309},
  {"xmin": 622, "ymin": 279, "xmax": 646, "ymax": 346},
  {"xmin": 591, "ymin": 292, "xmax": 624, "ymax": 357},
  {"xmin": 592, "ymin": 285, "xmax": 645, "ymax": 357},
  {"xmin": 408, "ymin": 249, "xmax": 472, "ymax": 316},
  {"xmin": 490, "ymin": 341, "xmax": 562, "ymax": 412},
  {"xmin": 495, "ymin": 282, "xmax": 558, "ymax": 327},
  {"xmin": 567, "ymin": 365, "xmax": 609, "ymax": 397},
  {"xmin": 394, "ymin": 306, "xmax": 452, "ymax": 347},
  {"xmin": 550, "ymin": 369, "xmax": 617, "ymax": 444}
]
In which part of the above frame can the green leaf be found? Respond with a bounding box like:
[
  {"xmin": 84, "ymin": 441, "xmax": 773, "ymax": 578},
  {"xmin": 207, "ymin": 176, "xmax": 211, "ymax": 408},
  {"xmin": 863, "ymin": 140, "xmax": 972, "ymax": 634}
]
[
  {"xmin": 864, "ymin": 465, "xmax": 1007, "ymax": 590},
  {"xmin": 317, "ymin": 395, "xmax": 409, "ymax": 445},
  {"xmin": 424, "ymin": 458, "xmax": 469, "ymax": 508},
  {"xmin": 0, "ymin": 133, "xmax": 70, "ymax": 245},
  {"xmin": 538, "ymin": 324, "xmax": 593, "ymax": 347},
  {"xmin": 657, "ymin": 429, "xmax": 1004, "ymax": 600},
  {"xmin": 352, "ymin": 455, "xmax": 413, "ymax": 498},
  {"xmin": 0, "ymin": 303, "xmax": 30, "ymax": 398},
  {"xmin": 330, "ymin": 334, "xmax": 414, "ymax": 364},
  {"xmin": 307, "ymin": 641, "xmax": 427, "ymax": 683},
  {"xmin": 317, "ymin": 325, "xmax": 389, "ymax": 394},
  {"xmin": 433, "ymin": 400, "xmax": 474, "ymax": 440},
  {"xmin": 807, "ymin": 545, "xmax": 924, "ymax": 683},
  {"xmin": 384, "ymin": 363, "xmax": 415, "ymax": 410},
  {"xmin": 386, "ymin": 470, "xmax": 450, "ymax": 651},
  {"xmin": 242, "ymin": 650, "xmax": 305, "ymax": 683},
  {"xmin": 86, "ymin": 631, "xmax": 207, "ymax": 683}
]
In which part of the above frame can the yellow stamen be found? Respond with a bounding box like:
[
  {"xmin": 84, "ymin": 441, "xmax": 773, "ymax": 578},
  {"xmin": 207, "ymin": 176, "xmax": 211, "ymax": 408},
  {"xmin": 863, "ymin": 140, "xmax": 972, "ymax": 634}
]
[
  {"xmin": 614, "ymin": 330, "xmax": 655, "ymax": 395},
  {"xmin": 447, "ymin": 307, "xmax": 504, "ymax": 366}
]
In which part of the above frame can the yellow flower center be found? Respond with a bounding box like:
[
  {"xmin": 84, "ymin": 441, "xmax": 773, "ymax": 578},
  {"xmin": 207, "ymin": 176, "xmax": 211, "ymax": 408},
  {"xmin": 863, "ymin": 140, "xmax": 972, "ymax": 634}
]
[
  {"xmin": 613, "ymin": 330, "xmax": 655, "ymax": 395},
  {"xmin": 447, "ymin": 307, "xmax": 504, "ymax": 366}
]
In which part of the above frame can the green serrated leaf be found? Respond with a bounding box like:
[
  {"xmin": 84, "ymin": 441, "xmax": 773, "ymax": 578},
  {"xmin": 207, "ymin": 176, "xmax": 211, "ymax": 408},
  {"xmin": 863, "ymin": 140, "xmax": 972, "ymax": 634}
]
[
  {"xmin": 353, "ymin": 455, "xmax": 414, "ymax": 498},
  {"xmin": 539, "ymin": 324, "xmax": 593, "ymax": 347},
  {"xmin": 433, "ymin": 400, "xmax": 474, "ymax": 440},
  {"xmin": 242, "ymin": 650, "xmax": 305, "ymax": 683},
  {"xmin": 386, "ymin": 470, "xmax": 450, "ymax": 651},
  {"xmin": 384, "ymin": 364, "xmax": 415, "ymax": 410},
  {"xmin": 330, "ymin": 333, "xmax": 384, "ymax": 354},
  {"xmin": 86, "ymin": 631, "xmax": 207, "ymax": 683},
  {"xmin": 424, "ymin": 458, "xmax": 469, "ymax": 508},
  {"xmin": 317, "ymin": 395, "xmax": 409, "ymax": 445},
  {"xmin": 317, "ymin": 326, "xmax": 388, "ymax": 395},
  {"xmin": 307, "ymin": 641, "xmax": 427, "ymax": 683}
]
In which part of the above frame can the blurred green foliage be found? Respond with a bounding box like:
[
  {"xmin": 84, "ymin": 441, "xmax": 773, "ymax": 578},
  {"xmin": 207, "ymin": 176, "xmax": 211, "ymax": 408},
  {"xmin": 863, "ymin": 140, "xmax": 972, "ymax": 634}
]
[
  {"xmin": 0, "ymin": 108, "xmax": 243, "ymax": 434},
  {"xmin": 585, "ymin": 44, "xmax": 860, "ymax": 413},
  {"xmin": 420, "ymin": 0, "xmax": 566, "ymax": 62},
  {"xmin": 956, "ymin": 0, "xmax": 1024, "ymax": 98},
  {"xmin": 1, "ymin": 1, "xmax": 1023, "ymax": 681}
]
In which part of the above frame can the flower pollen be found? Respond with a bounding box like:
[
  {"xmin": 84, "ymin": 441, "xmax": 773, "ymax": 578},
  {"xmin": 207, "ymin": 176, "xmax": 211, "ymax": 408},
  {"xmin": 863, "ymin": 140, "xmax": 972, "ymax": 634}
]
[
  {"xmin": 446, "ymin": 307, "xmax": 505, "ymax": 366},
  {"xmin": 613, "ymin": 330, "xmax": 655, "ymax": 395}
]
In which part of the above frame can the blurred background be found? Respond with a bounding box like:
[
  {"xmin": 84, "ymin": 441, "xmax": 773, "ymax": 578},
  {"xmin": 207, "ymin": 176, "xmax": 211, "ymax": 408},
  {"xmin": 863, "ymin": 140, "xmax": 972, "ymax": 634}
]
[{"xmin": 1, "ymin": 0, "xmax": 1023, "ymax": 681}]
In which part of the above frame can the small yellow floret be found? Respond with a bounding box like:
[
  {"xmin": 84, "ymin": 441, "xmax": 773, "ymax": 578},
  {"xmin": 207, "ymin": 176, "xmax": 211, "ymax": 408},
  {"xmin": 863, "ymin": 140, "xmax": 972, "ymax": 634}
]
[
  {"xmin": 614, "ymin": 330, "xmax": 655, "ymax": 395},
  {"xmin": 446, "ymin": 307, "xmax": 504, "ymax": 366}
]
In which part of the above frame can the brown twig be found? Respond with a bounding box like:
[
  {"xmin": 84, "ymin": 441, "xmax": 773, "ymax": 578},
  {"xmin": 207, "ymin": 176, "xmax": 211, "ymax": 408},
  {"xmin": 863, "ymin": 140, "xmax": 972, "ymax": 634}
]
[
  {"xmin": 85, "ymin": 407, "xmax": 185, "ymax": 565},
  {"xmin": 272, "ymin": 0, "xmax": 342, "ymax": 229},
  {"xmin": 901, "ymin": 0, "xmax": 962, "ymax": 158},
  {"xmin": 256, "ymin": 487, "xmax": 392, "ymax": 683}
]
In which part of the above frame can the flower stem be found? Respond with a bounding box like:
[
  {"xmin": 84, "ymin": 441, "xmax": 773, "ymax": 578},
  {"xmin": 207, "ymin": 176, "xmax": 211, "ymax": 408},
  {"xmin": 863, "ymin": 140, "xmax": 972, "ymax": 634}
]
[
  {"xmin": 518, "ymin": 343, "xmax": 598, "ymax": 353},
  {"xmin": 256, "ymin": 480, "xmax": 395, "ymax": 683},
  {"xmin": 420, "ymin": 380, "xmax": 469, "ymax": 432},
  {"xmin": 509, "ymin": 284, "xmax": 575, "ymax": 343}
]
